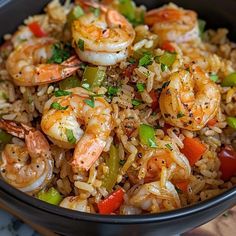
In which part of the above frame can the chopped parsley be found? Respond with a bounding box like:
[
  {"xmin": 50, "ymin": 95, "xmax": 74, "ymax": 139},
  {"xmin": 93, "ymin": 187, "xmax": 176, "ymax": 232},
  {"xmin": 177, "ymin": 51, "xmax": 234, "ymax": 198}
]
[
  {"xmin": 107, "ymin": 86, "xmax": 119, "ymax": 97},
  {"xmin": 177, "ymin": 112, "xmax": 185, "ymax": 118},
  {"xmin": 65, "ymin": 128, "xmax": 76, "ymax": 144},
  {"xmin": 78, "ymin": 39, "xmax": 84, "ymax": 51},
  {"xmin": 90, "ymin": 7, "xmax": 100, "ymax": 17},
  {"xmin": 84, "ymin": 98, "xmax": 95, "ymax": 108},
  {"xmin": 50, "ymin": 102, "xmax": 68, "ymax": 110},
  {"xmin": 165, "ymin": 143, "xmax": 173, "ymax": 151},
  {"xmin": 209, "ymin": 74, "xmax": 218, "ymax": 82},
  {"xmin": 119, "ymin": 159, "xmax": 126, "ymax": 166},
  {"xmin": 138, "ymin": 52, "xmax": 153, "ymax": 67},
  {"xmin": 54, "ymin": 89, "xmax": 72, "ymax": 97},
  {"xmin": 128, "ymin": 57, "xmax": 136, "ymax": 64},
  {"xmin": 132, "ymin": 99, "xmax": 142, "ymax": 106},
  {"xmin": 161, "ymin": 63, "xmax": 168, "ymax": 72},
  {"xmin": 48, "ymin": 43, "xmax": 70, "ymax": 64},
  {"xmin": 148, "ymin": 138, "xmax": 157, "ymax": 148},
  {"xmin": 136, "ymin": 82, "xmax": 145, "ymax": 92},
  {"xmin": 81, "ymin": 83, "xmax": 90, "ymax": 90}
]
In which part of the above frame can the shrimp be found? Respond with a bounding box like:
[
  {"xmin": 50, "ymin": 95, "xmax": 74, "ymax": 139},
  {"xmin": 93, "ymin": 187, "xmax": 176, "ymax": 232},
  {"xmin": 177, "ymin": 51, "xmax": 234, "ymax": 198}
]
[
  {"xmin": 143, "ymin": 140, "xmax": 191, "ymax": 183},
  {"xmin": 128, "ymin": 181, "xmax": 181, "ymax": 213},
  {"xmin": 145, "ymin": 3, "xmax": 199, "ymax": 43},
  {"xmin": 6, "ymin": 37, "xmax": 81, "ymax": 86},
  {"xmin": 0, "ymin": 119, "xmax": 53, "ymax": 194},
  {"xmin": 159, "ymin": 67, "xmax": 221, "ymax": 131},
  {"xmin": 71, "ymin": 0, "xmax": 135, "ymax": 66},
  {"xmin": 60, "ymin": 196, "xmax": 89, "ymax": 212},
  {"xmin": 41, "ymin": 87, "xmax": 113, "ymax": 172}
]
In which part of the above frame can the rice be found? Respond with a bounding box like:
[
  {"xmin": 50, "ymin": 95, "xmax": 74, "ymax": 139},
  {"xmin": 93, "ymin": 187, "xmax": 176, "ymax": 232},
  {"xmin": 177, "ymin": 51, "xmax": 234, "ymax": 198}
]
[{"xmin": 0, "ymin": 0, "xmax": 235, "ymax": 215}]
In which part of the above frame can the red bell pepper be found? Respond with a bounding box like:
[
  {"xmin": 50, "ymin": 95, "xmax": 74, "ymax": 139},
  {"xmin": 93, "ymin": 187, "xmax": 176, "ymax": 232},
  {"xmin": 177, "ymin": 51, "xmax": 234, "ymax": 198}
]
[
  {"xmin": 28, "ymin": 22, "xmax": 47, "ymax": 37},
  {"xmin": 123, "ymin": 63, "xmax": 137, "ymax": 78},
  {"xmin": 181, "ymin": 137, "xmax": 207, "ymax": 166},
  {"xmin": 219, "ymin": 146, "xmax": 236, "ymax": 181},
  {"xmin": 175, "ymin": 180, "xmax": 190, "ymax": 193},
  {"xmin": 161, "ymin": 41, "xmax": 176, "ymax": 53},
  {"xmin": 207, "ymin": 118, "xmax": 217, "ymax": 127},
  {"xmin": 149, "ymin": 90, "xmax": 159, "ymax": 110},
  {"xmin": 97, "ymin": 188, "xmax": 124, "ymax": 214}
]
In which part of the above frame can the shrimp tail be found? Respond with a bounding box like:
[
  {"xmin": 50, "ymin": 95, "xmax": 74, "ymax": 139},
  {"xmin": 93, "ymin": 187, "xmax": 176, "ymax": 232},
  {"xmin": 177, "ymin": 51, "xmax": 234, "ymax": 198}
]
[
  {"xmin": 72, "ymin": 135, "xmax": 106, "ymax": 171},
  {"xmin": 0, "ymin": 119, "xmax": 26, "ymax": 138}
]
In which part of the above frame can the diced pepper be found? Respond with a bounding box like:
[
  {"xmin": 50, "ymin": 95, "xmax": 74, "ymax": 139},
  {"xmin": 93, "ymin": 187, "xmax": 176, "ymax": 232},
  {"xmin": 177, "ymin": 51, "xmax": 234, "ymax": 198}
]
[
  {"xmin": 158, "ymin": 52, "xmax": 176, "ymax": 68},
  {"xmin": 181, "ymin": 137, "xmax": 207, "ymax": 166},
  {"xmin": 139, "ymin": 124, "xmax": 157, "ymax": 147},
  {"xmin": 123, "ymin": 63, "xmax": 137, "ymax": 78},
  {"xmin": 118, "ymin": 0, "xmax": 135, "ymax": 23},
  {"xmin": 0, "ymin": 129, "xmax": 12, "ymax": 144},
  {"xmin": 226, "ymin": 117, "xmax": 236, "ymax": 129},
  {"xmin": 207, "ymin": 118, "xmax": 217, "ymax": 126},
  {"xmin": 97, "ymin": 188, "xmax": 124, "ymax": 214},
  {"xmin": 175, "ymin": 180, "xmax": 189, "ymax": 193},
  {"xmin": 218, "ymin": 146, "xmax": 236, "ymax": 181},
  {"xmin": 161, "ymin": 41, "xmax": 175, "ymax": 53},
  {"xmin": 221, "ymin": 72, "xmax": 236, "ymax": 87},
  {"xmin": 67, "ymin": 6, "xmax": 84, "ymax": 26},
  {"xmin": 82, "ymin": 66, "xmax": 106, "ymax": 89},
  {"xmin": 149, "ymin": 90, "xmax": 158, "ymax": 110},
  {"xmin": 59, "ymin": 75, "xmax": 80, "ymax": 90},
  {"xmin": 37, "ymin": 187, "xmax": 62, "ymax": 205},
  {"xmin": 28, "ymin": 22, "xmax": 47, "ymax": 37},
  {"xmin": 102, "ymin": 145, "xmax": 120, "ymax": 192}
]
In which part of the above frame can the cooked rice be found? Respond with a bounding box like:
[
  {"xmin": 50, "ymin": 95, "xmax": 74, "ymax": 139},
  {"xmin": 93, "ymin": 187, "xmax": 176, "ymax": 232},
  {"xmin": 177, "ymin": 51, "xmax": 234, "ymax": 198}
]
[{"xmin": 0, "ymin": 0, "xmax": 235, "ymax": 215}]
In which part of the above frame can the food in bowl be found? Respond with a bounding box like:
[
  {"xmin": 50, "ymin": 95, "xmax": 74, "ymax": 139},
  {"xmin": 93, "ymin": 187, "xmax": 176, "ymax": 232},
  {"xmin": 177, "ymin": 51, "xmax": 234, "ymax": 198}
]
[{"xmin": 0, "ymin": 0, "xmax": 235, "ymax": 215}]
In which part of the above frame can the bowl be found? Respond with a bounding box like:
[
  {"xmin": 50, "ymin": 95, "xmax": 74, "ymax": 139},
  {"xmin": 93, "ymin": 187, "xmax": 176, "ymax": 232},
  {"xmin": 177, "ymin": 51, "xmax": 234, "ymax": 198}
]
[{"xmin": 0, "ymin": 0, "xmax": 236, "ymax": 235}]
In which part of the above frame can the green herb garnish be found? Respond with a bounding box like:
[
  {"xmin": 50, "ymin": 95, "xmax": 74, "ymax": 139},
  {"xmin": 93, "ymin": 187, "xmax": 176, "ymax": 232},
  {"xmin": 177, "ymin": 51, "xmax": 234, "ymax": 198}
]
[
  {"xmin": 65, "ymin": 128, "xmax": 76, "ymax": 144},
  {"xmin": 84, "ymin": 96, "xmax": 95, "ymax": 108},
  {"xmin": 50, "ymin": 102, "xmax": 68, "ymax": 110},
  {"xmin": 165, "ymin": 143, "xmax": 173, "ymax": 151},
  {"xmin": 78, "ymin": 39, "xmax": 84, "ymax": 51},
  {"xmin": 139, "ymin": 52, "xmax": 153, "ymax": 67},
  {"xmin": 132, "ymin": 99, "xmax": 142, "ymax": 106},
  {"xmin": 107, "ymin": 86, "xmax": 119, "ymax": 97},
  {"xmin": 136, "ymin": 83, "xmax": 145, "ymax": 92},
  {"xmin": 48, "ymin": 43, "xmax": 70, "ymax": 64},
  {"xmin": 90, "ymin": 7, "xmax": 100, "ymax": 17},
  {"xmin": 209, "ymin": 74, "xmax": 218, "ymax": 82},
  {"xmin": 54, "ymin": 90, "xmax": 72, "ymax": 97},
  {"xmin": 177, "ymin": 112, "xmax": 185, "ymax": 118}
]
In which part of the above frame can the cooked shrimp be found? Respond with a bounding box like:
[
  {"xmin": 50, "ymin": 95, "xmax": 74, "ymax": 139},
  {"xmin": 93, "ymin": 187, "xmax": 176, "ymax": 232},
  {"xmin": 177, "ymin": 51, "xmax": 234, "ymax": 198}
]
[
  {"xmin": 41, "ymin": 87, "xmax": 113, "ymax": 171},
  {"xmin": 60, "ymin": 196, "xmax": 89, "ymax": 212},
  {"xmin": 145, "ymin": 3, "xmax": 199, "ymax": 43},
  {"xmin": 72, "ymin": 0, "xmax": 135, "ymax": 65},
  {"xmin": 6, "ymin": 37, "xmax": 81, "ymax": 86},
  {"xmin": 128, "ymin": 181, "xmax": 181, "ymax": 212},
  {"xmin": 159, "ymin": 67, "xmax": 221, "ymax": 131},
  {"xmin": 143, "ymin": 140, "xmax": 190, "ymax": 183},
  {"xmin": 0, "ymin": 119, "xmax": 53, "ymax": 194}
]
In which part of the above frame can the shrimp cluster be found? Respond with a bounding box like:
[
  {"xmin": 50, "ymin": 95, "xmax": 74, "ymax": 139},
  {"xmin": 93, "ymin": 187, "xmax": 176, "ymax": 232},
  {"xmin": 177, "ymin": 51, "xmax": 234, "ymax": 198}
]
[
  {"xmin": 0, "ymin": 119, "xmax": 53, "ymax": 194},
  {"xmin": 41, "ymin": 87, "xmax": 113, "ymax": 171},
  {"xmin": 72, "ymin": 0, "xmax": 135, "ymax": 65}
]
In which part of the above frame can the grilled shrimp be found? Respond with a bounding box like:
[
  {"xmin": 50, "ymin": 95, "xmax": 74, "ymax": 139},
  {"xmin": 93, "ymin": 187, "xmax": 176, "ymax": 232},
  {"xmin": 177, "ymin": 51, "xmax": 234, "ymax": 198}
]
[
  {"xmin": 72, "ymin": 0, "xmax": 135, "ymax": 65},
  {"xmin": 144, "ymin": 140, "xmax": 190, "ymax": 183},
  {"xmin": 6, "ymin": 37, "xmax": 80, "ymax": 86},
  {"xmin": 128, "ymin": 181, "xmax": 181, "ymax": 212},
  {"xmin": 60, "ymin": 196, "xmax": 89, "ymax": 212},
  {"xmin": 41, "ymin": 87, "xmax": 113, "ymax": 171},
  {"xmin": 159, "ymin": 67, "xmax": 221, "ymax": 131},
  {"xmin": 0, "ymin": 119, "xmax": 53, "ymax": 194},
  {"xmin": 145, "ymin": 3, "xmax": 199, "ymax": 43}
]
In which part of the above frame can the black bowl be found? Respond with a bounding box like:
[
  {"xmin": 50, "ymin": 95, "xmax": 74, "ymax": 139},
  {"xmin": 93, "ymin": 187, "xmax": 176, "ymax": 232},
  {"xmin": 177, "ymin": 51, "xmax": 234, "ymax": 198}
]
[{"xmin": 0, "ymin": 0, "xmax": 236, "ymax": 235}]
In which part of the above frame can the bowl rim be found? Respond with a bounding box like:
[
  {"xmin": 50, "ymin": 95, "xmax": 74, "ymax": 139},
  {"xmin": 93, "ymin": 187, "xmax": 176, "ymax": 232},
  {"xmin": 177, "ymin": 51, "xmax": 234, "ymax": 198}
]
[{"xmin": 1, "ymin": 179, "xmax": 236, "ymax": 223}]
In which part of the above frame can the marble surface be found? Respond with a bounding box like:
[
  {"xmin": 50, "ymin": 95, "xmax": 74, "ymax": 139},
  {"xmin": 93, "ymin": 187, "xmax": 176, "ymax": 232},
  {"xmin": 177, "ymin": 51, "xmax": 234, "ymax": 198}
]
[{"xmin": 0, "ymin": 210, "xmax": 41, "ymax": 236}]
